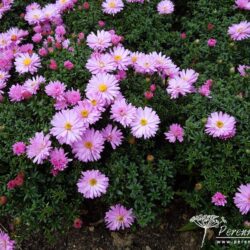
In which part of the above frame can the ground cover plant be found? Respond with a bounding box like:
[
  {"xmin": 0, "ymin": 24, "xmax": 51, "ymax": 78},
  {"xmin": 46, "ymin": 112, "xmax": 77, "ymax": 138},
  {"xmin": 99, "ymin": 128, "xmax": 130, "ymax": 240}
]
[{"xmin": 0, "ymin": 0, "xmax": 249, "ymax": 249}]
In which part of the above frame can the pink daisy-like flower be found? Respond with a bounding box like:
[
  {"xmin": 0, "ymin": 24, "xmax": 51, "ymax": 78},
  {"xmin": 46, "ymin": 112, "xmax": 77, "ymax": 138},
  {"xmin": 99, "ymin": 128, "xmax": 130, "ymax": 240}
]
[
  {"xmin": 228, "ymin": 21, "xmax": 250, "ymax": 41},
  {"xmin": 102, "ymin": 0, "xmax": 124, "ymax": 15},
  {"xmin": 72, "ymin": 129, "xmax": 105, "ymax": 162},
  {"xmin": 56, "ymin": 0, "xmax": 74, "ymax": 12},
  {"xmin": 14, "ymin": 53, "xmax": 41, "ymax": 75},
  {"xmin": 26, "ymin": 132, "xmax": 52, "ymax": 164},
  {"xmin": 164, "ymin": 123, "xmax": 184, "ymax": 143},
  {"xmin": 0, "ymin": 230, "xmax": 15, "ymax": 250},
  {"xmin": 102, "ymin": 124, "xmax": 124, "ymax": 149},
  {"xmin": 150, "ymin": 52, "xmax": 174, "ymax": 72},
  {"xmin": 74, "ymin": 99, "xmax": 101, "ymax": 125},
  {"xmin": 157, "ymin": 0, "xmax": 174, "ymax": 15},
  {"xmin": 110, "ymin": 46, "xmax": 131, "ymax": 70},
  {"xmin": 131, "ymin": 107, "xmax": 160, "ymax": 139},
  {"xmin": 23, "ymin": 75, "xmax": 46, "ymax": 95},
  {"xmin": 86, "ymin": 52, "xmax": 116, "ymax": 74},
  {"xmin": 135, "ymin": 54, "xmax": 157, "ymax": 74},
  {"xmin": 51, "ymin": 109, "xmax": 86, "ymax": 145},
  {"xmin": 77, "ymin": 170, "xmax": 109, "ymax": 199},
  {"xmin": 166, "ymin": 77, "xmax": 192, "ymax": 99},
  {"xmin": 211, "ymin": 192, "xmax": 227, "ymax": 206},
  {"xmin": 0, "ymin": 70, "xmax": 10, "ymax": 85},
  {"xmin": 234, "ymin": 184, "xmax": 250, "ymax": 214},
  {"xmin": 129, "ymin": 52, "xmax": 144, "ymax": 66},
  {"xmin": 65, "ymin": 89, "xmax": 81, "ymax": 105},
  {"xmin": 238, "ymin": 65, "xmax": 250, "ymax": 76},
  {"xmin": 8, "ymin": 84, "xmax": 25, "ymax": 102},
  {"xmin": 110, "ymin": 99, "xmax": 136, "ymax": 127},
  {"xmin": 235, "ymin": 0, "xmax": 250, "ymax": 10},
  {"xmin": 179, "ymin": 69, "xmax": 199, "ymax": 85},
  {"xmin": 12, "ymin": 141, "xmax": 26, "ymax": 155},
  {"xmin": 86, "ymin": 73, "xmax": 120, "ymax": 102},
  {"xmin": 205, "ymin": 112, "xmax": 236, "ymax": 139},
  {"xmin": 105, "ymin": 204, "xmax": 135, "ymax": 231},
  {"xmin": 25, "ymin": 8, "xmax": 44, "ymax": 25},
  {"xmin": 45, "ymin": 81, "xmax": 66, "ymax": 99},
  {"xmin": 87, "ymin": 30, "xmax": 112, "ymax": 51},
  {"xmin": 50, "ymin": 148, "xmax": 71, "ymax": 171}
]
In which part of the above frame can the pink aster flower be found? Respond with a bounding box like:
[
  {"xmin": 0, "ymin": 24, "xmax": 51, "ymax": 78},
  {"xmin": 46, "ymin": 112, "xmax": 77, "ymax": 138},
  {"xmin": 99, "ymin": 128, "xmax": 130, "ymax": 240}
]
[
  {"xmin": 131, "ymin": 107, "xmax": 160, "ymax": 139},
  {"xmin": 157, "ymin": 0, "xmax": 174, "ymax": 15},
  {"xmin": 14, "ymin": 52, "xmax": 41, "ymax": 74},
  {"xmin": 105, "ymin": 204, "xmax": 135, "ymax": 231},
  {"xmin": 0, "ymin": 230, "xmax": 15, "ymax": 250},
  {"xmin": 50, "ymin": 109, "xmax": 86, "ymax": 145},
  {"xmin": 56, "ymin": 0, "xmax": 74, "ymax": 11},
  {"xmin": 135, "ymin": 54, "xmax": 157, "ymax": 74},
  {"xmin": 235, "ymin": 0, "xmax": 250, "ymax": 10},
  {"xmin": 26, "ymin": 132, "xmax": 52, "ymax": 164},
  {"xmin": 23, "ymin": 75, "xmax": 46, "ymax": 95},
  {"xmin": 64, "ymin": 60, "xmax": 74, "ymax": 70},
  {"xmin": 102, "ymin": 124, "xmax": 124, "ymax": 149},
  {"xmin": 207, "ymin": 38, "xmax": 217, "ymax": 47},
  {"xmin": 49, "ymin": 148, "xmax": 71, "ymax": 171},
  {"xmin": 102, "ymin": 0, "xmax": 124, "ymax": 15},
  {"xmin": 8, "ymin": 84, "xmax": 25, "ymax": 102},
  {"xmin": 110, "ymin": 46, "xmax": 131, "ymax": 70},
  {"xmin": 0, "ymin": 70, "xmax": 10, "ymax": 85},
  {"xmin": 228, "ymin": 21, "xmax": 250, "ymax": 41},
  {"xmin": 205, "ymin": 112, "xmax": 236, "ymax": 139},
  {"xmin": 211, "ymin": 192, "xmax": 227, "ymax": 206},
  {"xmin": 164, "ymin": 123, "xmax": 184, "ymax": 143},
  {"xmin": 74, "ymin": 99, "xmax": 101, "ymax": 125},
  {"xmin": 12, "ymin": 142, "xmax": 26, "ymax": 155},
  {"xmin": 77, "ymin": 170, "xmax": 109, "ymax": 199},
  {"xmin": 179, "ymin": 69, "xmax": 199, "ymax": 85},
  {"xmin": 167, "ymin": 77, "xmax": 192, "ymax": 99},
  {"xmin": 72, "ymin": 129, "xmax": 105, "ymax": 162},
  {"xmin": 198, "ymin": 79, "xmax": 213, "ymax": 98},
  {"xmin": 234, "ymin": 184, "xmax": 250, "ymax": 214},
  {"xmin": 86, "ymin": 52, "xmax": 116, "ymax": 74},
  {"xmin": 87, "ymin": 30, "xmax": 112, "ymax": 51},
  {"xmin": 150, "ymin": 52, "xmax": 174, "ymax": 72},
  {"xmin": 238, "ymin": 64, "xmax": 250, "ymax": 76},
  {"xmin": 65, "ymin": 89, "xmax": 81, "ymax": 105},
  {"xmin": 45, "ymin": 81, "xmax": 66, "ymax": 99},
  {"xmin": 25, "ymin": 8, "xmax": 44, "ymax": 25},
  {"xmin": 129, "ymin": 52, "xmax": 144, "ymax": 66},
  {"xmin": 110, "ymin": 99, "xmax": 136, "ymax": 127},
  {"xmin": 86, "ymin": 73, "xmax": 120, "ymax": 102}
]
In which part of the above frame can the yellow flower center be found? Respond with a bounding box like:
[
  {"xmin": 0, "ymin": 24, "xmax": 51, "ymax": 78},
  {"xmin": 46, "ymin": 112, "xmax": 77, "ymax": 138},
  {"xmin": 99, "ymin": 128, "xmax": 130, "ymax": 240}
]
[
  {"xmin": 0, "ymin": 74, "xmax": 3, "ymax": 79},
  {"xmin": 109, "ymin": 1, "xmax": 116, "ymax": 8},
  {"xmin": 89, "ymin": 178, "xmax": 97, "ymax": 186},
  {"xmin": 84, "ymin": 141, "xmax": 93, "ymax": 149},
  {"xmin": 140, "ymin": 118, "xmax": 148, "ymax": 126},
  {"xmin": 131, "ymin": 56, "xmax": 137, "ymax": 63},
  {"xmin": 116, "ymin": 215, "xmax": 124, "ymax": 222},
  {"xmin": 64, "ymin": 122, "xmax": 72, "ymax": 130},
  {"xmin": 98, "ymin": 83, "xmax": 108, "ymax": 92},
  {"xmin": 60, "ymin": 0, "xmax": 67, "ymax": 3},
  {"xmin": 144, "ymin": 62, "xmax": 150, "ymax": 68},
  {"xmin": 114, "ymin": 55, "xmax": 122, "ymax": 61},
  {"xmin": 216, "ymin": 120, "xmax": 224, "ymax": 129},
  {"xmin": 11, "ymin": 35, "xmax": 17, "ymax": 41},
  {"xmin": 23, "ymin": 58, "xmax": 32, "ymax": 66},
  {"xmin": 81, "ymin": 110, "xmax": 89, "ymax": 118},
  {"xmin": 91, "ymin": 99, "xmax": 97, "ymax": 106}
]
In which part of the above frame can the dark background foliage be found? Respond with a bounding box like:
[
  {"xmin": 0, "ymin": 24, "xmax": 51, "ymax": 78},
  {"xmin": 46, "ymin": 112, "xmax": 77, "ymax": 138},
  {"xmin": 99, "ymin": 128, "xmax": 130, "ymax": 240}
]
[{"xmin": 0, "ymin": 0, "xmax": 249, "ymax": 247}]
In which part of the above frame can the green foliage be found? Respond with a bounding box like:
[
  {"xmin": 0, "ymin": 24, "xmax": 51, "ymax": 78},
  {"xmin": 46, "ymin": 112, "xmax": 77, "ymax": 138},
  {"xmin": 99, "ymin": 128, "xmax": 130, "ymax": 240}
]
[{"xmin": 0, "ymin": 0, "xmax": 249, "ymax": 247}]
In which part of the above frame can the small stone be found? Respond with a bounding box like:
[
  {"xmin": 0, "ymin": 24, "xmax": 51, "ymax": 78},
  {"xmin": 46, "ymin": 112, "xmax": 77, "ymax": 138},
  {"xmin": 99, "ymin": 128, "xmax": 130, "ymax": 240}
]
[{"xmin": 88, "ymin": 226, "xmax": 95, "ymax": 232}]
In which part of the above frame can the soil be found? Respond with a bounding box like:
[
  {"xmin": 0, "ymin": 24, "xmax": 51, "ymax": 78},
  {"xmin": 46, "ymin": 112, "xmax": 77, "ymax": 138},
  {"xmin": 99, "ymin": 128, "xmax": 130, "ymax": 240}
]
[{"xmin": 21, "ymin": 199, "xmax": 203, "ymax": 250}]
